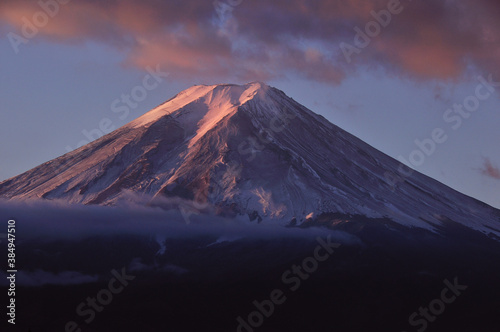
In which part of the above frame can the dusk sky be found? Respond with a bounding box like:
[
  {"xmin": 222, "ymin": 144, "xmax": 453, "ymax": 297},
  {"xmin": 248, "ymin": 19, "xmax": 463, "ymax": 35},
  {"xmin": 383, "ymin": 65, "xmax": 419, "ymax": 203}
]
[{"xmin": 0, "ymin": 0, "xmax": 499, "ymax": 208}]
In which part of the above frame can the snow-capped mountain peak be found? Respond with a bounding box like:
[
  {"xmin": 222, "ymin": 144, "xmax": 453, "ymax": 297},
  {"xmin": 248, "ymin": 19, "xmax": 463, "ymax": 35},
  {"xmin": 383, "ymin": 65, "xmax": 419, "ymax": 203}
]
[
  {"xmin": 130, "ymin": 82, "xmax": 269, "ymax": 129},
  {"xmin": 1, "ymin": 83, "xmax": 499, "ymax": 238}
]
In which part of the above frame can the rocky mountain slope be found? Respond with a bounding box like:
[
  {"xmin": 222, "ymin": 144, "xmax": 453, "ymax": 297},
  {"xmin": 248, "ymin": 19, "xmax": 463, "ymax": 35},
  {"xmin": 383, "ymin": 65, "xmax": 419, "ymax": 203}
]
[{"xmin": 1, "ymin": 82, "xmax": 499, "ymax": 236}]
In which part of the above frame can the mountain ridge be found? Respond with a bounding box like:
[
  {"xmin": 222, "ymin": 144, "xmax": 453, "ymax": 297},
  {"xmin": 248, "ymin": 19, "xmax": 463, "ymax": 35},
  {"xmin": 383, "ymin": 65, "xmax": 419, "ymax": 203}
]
[{"xmin": 1, "ymin": 82, "xmax": 499, "ymax": 237}]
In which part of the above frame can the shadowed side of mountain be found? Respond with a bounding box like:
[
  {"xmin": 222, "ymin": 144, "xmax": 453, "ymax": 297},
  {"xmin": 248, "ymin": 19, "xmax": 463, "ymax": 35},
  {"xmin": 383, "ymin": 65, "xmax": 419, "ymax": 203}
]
[{"xmin": 0, "ymin": 82, "xmax": 499, "ymax": 238}]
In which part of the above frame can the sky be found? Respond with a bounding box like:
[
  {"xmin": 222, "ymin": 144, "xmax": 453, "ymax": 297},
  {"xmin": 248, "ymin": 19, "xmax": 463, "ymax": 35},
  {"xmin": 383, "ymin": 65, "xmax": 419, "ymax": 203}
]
[{"xmin": 0, "ymin": 0, "xmax": 499, "ymax": 208}]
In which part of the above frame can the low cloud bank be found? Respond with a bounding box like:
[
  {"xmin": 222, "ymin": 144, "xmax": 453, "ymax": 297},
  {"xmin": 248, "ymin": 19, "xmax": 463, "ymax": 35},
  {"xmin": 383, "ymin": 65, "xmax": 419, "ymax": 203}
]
[{"xmin": 0, "ymin": 198, "xmax": 359, "ymax": 243}]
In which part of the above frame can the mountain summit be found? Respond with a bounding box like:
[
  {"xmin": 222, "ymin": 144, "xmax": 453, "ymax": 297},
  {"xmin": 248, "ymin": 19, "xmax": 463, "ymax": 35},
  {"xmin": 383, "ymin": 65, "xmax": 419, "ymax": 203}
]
[{"xmin": 1, "ymin": 82, "xmax": 499, "ymax": 234}]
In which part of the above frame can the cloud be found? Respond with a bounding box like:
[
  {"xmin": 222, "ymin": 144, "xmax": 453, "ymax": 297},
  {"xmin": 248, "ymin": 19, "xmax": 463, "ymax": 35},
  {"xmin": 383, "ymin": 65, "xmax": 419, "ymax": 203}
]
[
  {"xmin": 480, "ymin": 158, "xmax": 500, "ymax": 180},
  {"xmin": 128, "ymin": 258, "xmax": 188, "ymax": 275},
  {"xmin": 0, "ymin": 198, "xmax": 359, "ymax": 243},
  {"xmin": 0, "ymin": 199, "xmax": 360, "ymax": 286},
  {"xmin": 2, "ymin": 0, "xmax": 498, "ymax": 84},
  {"xmin": 0, "ymin": 270, "xmax": 98, "ymax": 287}
]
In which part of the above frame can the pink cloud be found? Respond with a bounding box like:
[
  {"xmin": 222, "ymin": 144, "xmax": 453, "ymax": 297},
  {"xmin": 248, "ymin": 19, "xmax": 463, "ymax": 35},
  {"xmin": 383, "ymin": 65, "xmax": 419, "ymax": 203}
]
[
  {"xmin": 1, "ymin": 0, "xmax": 500, "ymax": 84},
  {"xmin": 480, "ymin": 158, "xmax": 500, "ymax": 180}
]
